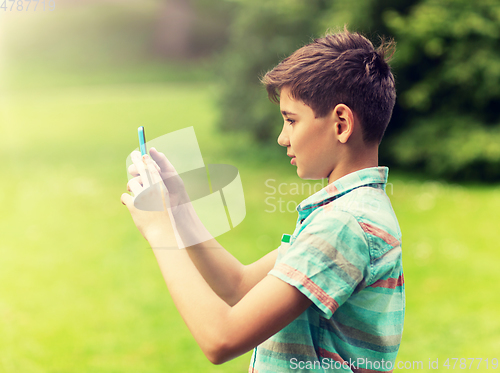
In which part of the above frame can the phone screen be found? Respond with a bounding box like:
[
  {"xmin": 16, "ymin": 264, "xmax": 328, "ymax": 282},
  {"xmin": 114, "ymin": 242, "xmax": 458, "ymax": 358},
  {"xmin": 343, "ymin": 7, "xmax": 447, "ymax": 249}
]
[{"xmin": 138, "ymin": 126, "xmax": 147, "ymax": 156}]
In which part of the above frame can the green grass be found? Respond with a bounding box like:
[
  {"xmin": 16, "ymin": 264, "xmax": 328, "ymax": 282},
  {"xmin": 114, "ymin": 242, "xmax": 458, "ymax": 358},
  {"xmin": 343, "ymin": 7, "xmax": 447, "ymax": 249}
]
[
  {"xmin": 1, "ymin": 81, "xmax": 499, "ymax": 373},
  {"xmin": 390, "ymin": 177, "xmax": 500, "ymax": 366}
]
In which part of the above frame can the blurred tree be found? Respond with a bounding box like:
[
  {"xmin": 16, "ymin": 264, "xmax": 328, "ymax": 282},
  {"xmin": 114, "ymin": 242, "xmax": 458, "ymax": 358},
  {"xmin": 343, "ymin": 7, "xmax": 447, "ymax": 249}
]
[
  {"xmin": 216, "ymin": 0, "xmax": 332, "ymax": 142},
  {"xmin": 216, "ymin": 0, "xmax": 415, "ymax": 142},
  {"xmin": 384, "ymin": 0, "xmax": 500, "ymax": 180},
  {"xmin": 152, "ymin": 0, "xmax": 196, "ymax": 59},
  {"xmin": 153, "ymin": 0, "xmax": 236, "ymax": 59},
  {"xmin": 217, "ymin": 0, "xmax": 500, "ymax": 180}
]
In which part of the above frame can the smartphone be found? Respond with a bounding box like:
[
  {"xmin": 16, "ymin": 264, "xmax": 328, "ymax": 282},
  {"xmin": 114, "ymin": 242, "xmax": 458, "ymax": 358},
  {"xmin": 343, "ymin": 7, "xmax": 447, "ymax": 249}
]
[{"xmin": 138, "ymin": 126, "xmax": 147, "ymax": 156}]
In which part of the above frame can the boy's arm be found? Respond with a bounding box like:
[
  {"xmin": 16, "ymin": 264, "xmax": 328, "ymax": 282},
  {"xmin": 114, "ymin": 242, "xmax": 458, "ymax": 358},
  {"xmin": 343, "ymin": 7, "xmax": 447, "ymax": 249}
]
[
  {"xmin": 184, "ymin": 237, "xmax": 279, "ymax": 306},
  {"xmin": 128, "ymin": 149, "xmax": 278, "ymax": 305},
  {"xmin": 125, "ymin": 209, "xmax": 310, "ymax": 365},
  {"xmin": 153, "ymin": 245, "xmax": 310, "ymax": 364},
  {"xmin": 169, "ymin": 195, "xmax": 278, "ymax": 306},
  {"xmin": 122, "ymin": 155, "xmax": 311, "ymax": 364}
]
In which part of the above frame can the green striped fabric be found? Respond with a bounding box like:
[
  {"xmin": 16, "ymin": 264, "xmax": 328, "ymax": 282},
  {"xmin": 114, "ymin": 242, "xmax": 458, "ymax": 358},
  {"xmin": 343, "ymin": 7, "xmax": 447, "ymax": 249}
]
[{"xmin": 249, "ymin": 167, "xmax": 404, "ymax": 373}]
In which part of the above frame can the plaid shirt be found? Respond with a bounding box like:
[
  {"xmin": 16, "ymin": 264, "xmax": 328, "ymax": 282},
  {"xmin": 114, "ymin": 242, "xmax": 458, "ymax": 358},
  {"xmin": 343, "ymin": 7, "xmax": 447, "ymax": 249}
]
[{"xmin": 250, "ymin": 167, "xmax": 404, "ymax": 373}]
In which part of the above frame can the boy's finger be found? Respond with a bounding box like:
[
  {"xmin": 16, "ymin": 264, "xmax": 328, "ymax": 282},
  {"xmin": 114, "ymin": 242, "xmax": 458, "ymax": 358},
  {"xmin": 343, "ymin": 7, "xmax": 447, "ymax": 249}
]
[
  {"xmin": 121, "ymin": 192, "xmax": 134, "ymax": 208},
  {"xmin": 150, "ymin": 157, "xmax": 161, "ymax": 173},
  {"xmin": 132, "ymin": 175, "xmax": 143, "ymax": 186},
  {"xmin": 127, "ymin": 177, "xmax": 143, "ymax": 196},
  {"xmin": 132, "ymin": 150, "xmax": 159, "ymax": 173},
  {"xmin": 150, "ymin": 147, "xmax": 177, "ymax": 174},
  {"xmin": 132, "ymin": 151, "xmax": 151, "ymax": 188},
  {"xmin": 143, "ymin": 154, "xmax": 163, "ymax": 187},
  {"xmin": 128, "ymin": 163, "xmax": 139, "ymax": 177}
]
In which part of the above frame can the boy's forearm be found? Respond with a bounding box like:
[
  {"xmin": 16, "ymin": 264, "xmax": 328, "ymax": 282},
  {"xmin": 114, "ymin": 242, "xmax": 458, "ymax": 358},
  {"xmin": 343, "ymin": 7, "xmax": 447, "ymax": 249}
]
[
  {"xmin": 172, "ymin": 205, "xmax": 278, "ymax": 306},
  {"xmin": 148, "ymin": 231, "xmax": 233, "ymax": 363},
  {"xmin": 185, "ymin": 243, "xmax": 246, "ymax": 306},
  {"xmin": 148, "ymin": 230, "xmax": 307, "ymax": 366},
  {"xmin": 173, "ymin": 204, "xmax": 248, "ymax": 305},
  {"xmin": 184, "ymin": 237, "xmax": 279, "ymax": 306}
]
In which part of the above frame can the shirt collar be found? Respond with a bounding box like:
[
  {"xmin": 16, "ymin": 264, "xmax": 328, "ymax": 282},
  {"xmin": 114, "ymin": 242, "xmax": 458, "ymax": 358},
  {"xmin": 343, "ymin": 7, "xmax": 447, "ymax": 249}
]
[{"xmin": 296, "ymin": 166, "xmax": 389, "ymax": 220}]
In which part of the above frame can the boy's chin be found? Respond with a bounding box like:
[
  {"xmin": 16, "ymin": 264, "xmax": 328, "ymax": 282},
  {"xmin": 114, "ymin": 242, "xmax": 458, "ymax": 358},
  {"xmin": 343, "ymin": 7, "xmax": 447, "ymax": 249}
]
[
  {"xmin": 296, "ymin": 168, "xmax": 323, "ymax": 180},
  {"xmin": 296, "ymin": 167, "xmax": 306, "ymax": 179}
]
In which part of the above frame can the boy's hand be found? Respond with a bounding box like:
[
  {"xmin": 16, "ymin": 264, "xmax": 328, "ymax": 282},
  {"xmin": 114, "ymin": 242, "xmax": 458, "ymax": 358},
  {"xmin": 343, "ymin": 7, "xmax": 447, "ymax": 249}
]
[
  {"xmin": 127, "ymin": 148, "xmax": 191, "ymax": 215},
  {"xmin": 121, "ymin": 153, "xmax": 176, "ymax": 244},
  {"xmin": 127, "ymin": 149, "xmax": 215, "ymax": 248}
]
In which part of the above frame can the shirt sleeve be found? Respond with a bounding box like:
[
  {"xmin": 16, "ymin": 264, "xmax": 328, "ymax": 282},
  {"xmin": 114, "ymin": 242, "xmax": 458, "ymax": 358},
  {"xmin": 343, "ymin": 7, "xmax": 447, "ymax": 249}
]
[{"xmin": 268, "ymin": 210, "xmax": 371, "ymax": 319}]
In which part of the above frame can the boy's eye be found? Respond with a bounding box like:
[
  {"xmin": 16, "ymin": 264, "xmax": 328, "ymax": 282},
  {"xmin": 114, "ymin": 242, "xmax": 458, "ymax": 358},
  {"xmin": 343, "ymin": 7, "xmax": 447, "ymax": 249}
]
[{"xmin": 286, "ymin": 118, "xmax": 295, "ymax": 125}]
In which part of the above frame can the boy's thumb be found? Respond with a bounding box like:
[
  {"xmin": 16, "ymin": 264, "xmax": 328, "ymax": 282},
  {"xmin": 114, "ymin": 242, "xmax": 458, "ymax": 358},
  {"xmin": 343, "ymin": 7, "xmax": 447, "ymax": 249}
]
[{"xmin": 150, "ymin": 147, "xmax": 175, "ymax": 173}]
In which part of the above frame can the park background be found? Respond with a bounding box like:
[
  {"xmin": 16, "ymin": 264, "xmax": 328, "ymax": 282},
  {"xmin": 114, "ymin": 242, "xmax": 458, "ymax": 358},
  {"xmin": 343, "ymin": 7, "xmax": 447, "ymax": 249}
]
[{"xmin": 1, "ymin": 0, "xmax": 499, "ymax": 372}]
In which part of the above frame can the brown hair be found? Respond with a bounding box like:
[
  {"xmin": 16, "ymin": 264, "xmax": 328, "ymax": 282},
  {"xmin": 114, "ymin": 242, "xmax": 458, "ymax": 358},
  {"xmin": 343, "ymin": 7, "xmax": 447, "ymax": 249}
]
[{"xmin": 261, "ymin": 28, "xmax": 396, "ymax": 144}]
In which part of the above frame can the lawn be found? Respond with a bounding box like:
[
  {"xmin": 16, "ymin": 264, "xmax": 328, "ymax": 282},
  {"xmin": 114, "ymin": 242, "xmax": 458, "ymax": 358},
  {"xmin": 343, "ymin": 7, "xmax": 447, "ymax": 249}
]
[{"xmin": 0, "ymin": 81, "xmax": 499, "ymax": 373}]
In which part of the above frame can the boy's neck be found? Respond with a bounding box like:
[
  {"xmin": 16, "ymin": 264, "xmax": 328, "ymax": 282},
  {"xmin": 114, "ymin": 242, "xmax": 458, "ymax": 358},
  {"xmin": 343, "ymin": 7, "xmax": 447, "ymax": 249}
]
[{"xmin": 327, "ymin": 146, "xmax": 379, "ymax": 185}]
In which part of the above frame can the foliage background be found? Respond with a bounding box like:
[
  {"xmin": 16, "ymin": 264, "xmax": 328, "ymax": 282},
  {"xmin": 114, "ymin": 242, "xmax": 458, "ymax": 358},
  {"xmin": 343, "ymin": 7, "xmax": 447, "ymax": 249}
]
[
  {"xmin": 1, "ymin": 1, "xmax": 499, "ymax": 372},
  {"xmin": 218, "ymin": 0, "xmax": 500, "ymax": 181}
]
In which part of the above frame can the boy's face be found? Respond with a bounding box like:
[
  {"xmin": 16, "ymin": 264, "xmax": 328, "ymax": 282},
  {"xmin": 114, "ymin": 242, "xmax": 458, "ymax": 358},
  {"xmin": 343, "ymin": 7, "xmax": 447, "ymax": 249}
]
[{"xmin": 277, "ymin": 86, "xmax": 339, "ymax": 181}]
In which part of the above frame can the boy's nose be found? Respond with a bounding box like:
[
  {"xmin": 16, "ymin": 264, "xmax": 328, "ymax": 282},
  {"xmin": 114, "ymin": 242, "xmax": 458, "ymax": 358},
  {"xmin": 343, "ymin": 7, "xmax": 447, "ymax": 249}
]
[{"xmin": 277, "ymin": 125, "xmax": 290, "ymax": 147}]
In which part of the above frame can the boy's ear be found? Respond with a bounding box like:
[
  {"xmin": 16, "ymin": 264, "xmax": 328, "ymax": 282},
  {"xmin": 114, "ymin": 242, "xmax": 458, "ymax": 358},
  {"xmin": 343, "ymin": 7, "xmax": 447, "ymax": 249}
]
[{"xmin": 332, "ymin": 104, "xmax": 354, "ymax": 144}]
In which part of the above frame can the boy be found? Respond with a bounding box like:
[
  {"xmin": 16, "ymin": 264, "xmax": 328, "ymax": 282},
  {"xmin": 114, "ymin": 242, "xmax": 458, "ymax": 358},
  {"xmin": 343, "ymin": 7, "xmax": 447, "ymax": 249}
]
[{"xmin": 122, "ymin": 28, "xmax": 404, "ymax": 372}]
